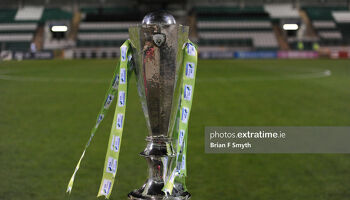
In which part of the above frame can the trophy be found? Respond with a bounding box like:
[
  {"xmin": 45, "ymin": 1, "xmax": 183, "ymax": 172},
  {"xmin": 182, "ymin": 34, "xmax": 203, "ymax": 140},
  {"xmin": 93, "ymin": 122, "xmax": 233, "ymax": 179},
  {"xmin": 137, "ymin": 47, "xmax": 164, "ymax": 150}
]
[
  {"xmin": 128, "ymin": 11, "xmax": 191, "ymax": 200},
  {"xmin": 67, "ymin": 10, "xmax": 196, "ymax": 200}
]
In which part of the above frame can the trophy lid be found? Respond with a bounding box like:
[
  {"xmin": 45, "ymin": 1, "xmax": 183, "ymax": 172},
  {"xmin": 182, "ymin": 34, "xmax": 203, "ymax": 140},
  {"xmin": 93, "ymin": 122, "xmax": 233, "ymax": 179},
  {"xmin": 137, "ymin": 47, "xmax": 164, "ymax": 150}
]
[{"xmin": 142, "ymin": 11, "xmax": 176, "ymax": 25}]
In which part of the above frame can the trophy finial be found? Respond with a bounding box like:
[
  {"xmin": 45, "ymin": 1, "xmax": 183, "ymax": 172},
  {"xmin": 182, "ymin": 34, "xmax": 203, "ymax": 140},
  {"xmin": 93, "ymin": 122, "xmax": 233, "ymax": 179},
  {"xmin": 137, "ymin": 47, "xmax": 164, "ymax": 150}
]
[{"xmin": 142, "ymin": 10, "xmax": 176, "ymax": 25}]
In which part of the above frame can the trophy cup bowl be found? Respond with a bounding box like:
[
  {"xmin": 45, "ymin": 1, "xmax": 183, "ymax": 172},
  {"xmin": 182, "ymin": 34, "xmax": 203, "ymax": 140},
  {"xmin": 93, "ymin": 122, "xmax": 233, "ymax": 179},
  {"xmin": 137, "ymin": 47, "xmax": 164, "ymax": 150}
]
[{"xmin": 128, "ymin": 11, "xmax": 191, "ymax": 200}]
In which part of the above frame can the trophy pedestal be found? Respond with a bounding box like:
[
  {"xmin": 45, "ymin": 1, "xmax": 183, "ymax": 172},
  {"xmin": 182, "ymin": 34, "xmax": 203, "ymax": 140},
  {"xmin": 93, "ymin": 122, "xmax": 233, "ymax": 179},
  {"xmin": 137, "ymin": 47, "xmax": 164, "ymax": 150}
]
[
  {"xmin": 128, "ymin": 137, "xmax": 191, "ymax": 200},
  {"xmin": 128, "ymin": 183, "xmax": 191, "ymax": 200}
]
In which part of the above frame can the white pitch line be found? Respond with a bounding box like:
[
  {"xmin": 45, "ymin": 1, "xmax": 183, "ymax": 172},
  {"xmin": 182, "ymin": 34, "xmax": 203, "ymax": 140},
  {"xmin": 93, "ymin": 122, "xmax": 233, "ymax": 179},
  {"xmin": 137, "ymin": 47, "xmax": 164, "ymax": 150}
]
[{"xmin": 0, "ymin": 69, "xmax": 331, "ymax": 83}]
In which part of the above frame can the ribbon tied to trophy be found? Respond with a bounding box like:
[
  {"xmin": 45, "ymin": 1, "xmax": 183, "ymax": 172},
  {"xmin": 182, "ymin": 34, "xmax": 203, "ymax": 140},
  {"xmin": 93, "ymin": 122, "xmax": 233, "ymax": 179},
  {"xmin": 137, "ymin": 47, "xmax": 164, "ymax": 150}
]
[{"xmin": 67, "ymin": 11, "xmax": 197, "ymax": 200}]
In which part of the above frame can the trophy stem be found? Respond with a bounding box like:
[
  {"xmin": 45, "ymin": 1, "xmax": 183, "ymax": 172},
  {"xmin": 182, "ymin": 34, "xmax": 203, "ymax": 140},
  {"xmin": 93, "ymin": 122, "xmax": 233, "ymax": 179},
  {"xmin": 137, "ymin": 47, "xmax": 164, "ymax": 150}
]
[{"xmin": 128, "ymin": 137, "xmax": 191, "ymax": 200}]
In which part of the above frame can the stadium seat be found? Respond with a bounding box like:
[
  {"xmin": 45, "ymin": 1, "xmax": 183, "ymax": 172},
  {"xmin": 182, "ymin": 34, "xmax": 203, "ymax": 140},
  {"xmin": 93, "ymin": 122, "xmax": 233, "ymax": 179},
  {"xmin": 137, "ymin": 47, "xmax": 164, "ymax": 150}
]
[
  {"xmin": 264, "ymin": 4, "xmax": 300, "ymax": 19},
  {"xmin": 303, "ymin": 6, "xmax": 348, "ymax": 46},
  {"xmin": 77, "ymin": 7, "xmax": 138, "ymax": 48},
  {"xmin": 195, "ymin": 6, "xmax": 278, "ymax": 49},
  {"xmin": 0, "ymin": 8, "xmax": 40, "ymax": 51},
  {"xmin": 77, "ymin": 22, "xmax": 135, "ymax": 47}
]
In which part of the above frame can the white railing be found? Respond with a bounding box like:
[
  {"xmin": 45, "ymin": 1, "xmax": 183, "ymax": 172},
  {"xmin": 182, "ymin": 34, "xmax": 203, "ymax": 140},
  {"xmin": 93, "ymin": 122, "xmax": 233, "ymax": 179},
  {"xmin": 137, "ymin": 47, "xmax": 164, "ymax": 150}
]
[
  {"xmin": 319, "ymin": 31, "xmax": 342, "ymax": 39},
  {"xmin": 0, "ymin": 23, "xmax": 37, "ymax": 31},
  {"xmin": 199, "ymin": 32, "xmax": 278, "ymax": 47},
  {"xmin": 197, "ymin": 21, "xmax": 272, "ymax": 29},
  {"xmin": 313, "ymin": 21, "xmax": 336, "ymax": 29},
  {"xmin": 79, "ymin": 22, "xmax": 138, "ymax": 30},
  {"xmin": 0, "ymin": 34, "xmax": 32, "ymax": 41},
  {"xmin": 77, "ymin": 32, "xmax": 129, "ymax": 40}
]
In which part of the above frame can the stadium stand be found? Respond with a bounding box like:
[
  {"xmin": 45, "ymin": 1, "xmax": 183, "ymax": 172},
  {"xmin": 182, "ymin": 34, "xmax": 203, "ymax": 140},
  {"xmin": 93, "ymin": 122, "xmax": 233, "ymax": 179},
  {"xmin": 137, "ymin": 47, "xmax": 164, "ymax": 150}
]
[
  {"xmin": 264, "ymin": 4, "xmax": 300, "ymax": 19},
  {"xmin": 2, "ymin": 1, "xmax": 350, "ymax": 59},
  {"xmin": 195, "ymin": 6, "xmax": 279, "ymax": 50},
  {"xmin": 332, "ymin": 11, "xmax": 350, "ymax": 44},
  {"xmin": 41, "ymin": 8, "xmax": 72, "ymax": 22},
  {"xmin": 0, "ymin": 6, "xmax": 73, "ymax": 52},
  {"xmin": 0, "ymin": 8, "xmax": 17, "ymax": 23},
  {"xmin": 0, "ymin": 8, "xmax": 37, "ymax": 51},
  {"xmin": 72, "ymin": 7, "xmax": 140, "ymax": 58},
  {"xmin": 77, "ymin": 7, "xmax": 139, "ymax": 48},
  {"xmin": 77, "ymin": 22, "xmax": 135, "ymax": 47},
  {"xmin": 303, "ymin": 6, "xmax": 347, "ymax": 46},
  {"xmin": 264, "ymin": 4, "xmax": 315, "ymax": 50},
  {"xmin": 15, "ymin": 6, "xmax": 44, "ymax": 21}
]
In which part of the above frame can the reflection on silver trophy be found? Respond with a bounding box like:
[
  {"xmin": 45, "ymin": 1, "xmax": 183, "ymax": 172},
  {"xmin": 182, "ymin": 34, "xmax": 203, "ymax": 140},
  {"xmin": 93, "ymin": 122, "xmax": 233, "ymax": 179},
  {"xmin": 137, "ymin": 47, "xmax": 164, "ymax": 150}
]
[{"xmin": 128, "ymin": 11, "xmax": 191, "ymax": 200}]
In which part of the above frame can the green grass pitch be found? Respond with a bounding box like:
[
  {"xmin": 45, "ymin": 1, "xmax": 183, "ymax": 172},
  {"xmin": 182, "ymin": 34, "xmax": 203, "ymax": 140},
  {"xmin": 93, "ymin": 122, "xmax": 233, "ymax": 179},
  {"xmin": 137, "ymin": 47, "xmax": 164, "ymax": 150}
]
[{"xmin": 0, "ymin": 59, "xmax": 350, "ymax": 200}]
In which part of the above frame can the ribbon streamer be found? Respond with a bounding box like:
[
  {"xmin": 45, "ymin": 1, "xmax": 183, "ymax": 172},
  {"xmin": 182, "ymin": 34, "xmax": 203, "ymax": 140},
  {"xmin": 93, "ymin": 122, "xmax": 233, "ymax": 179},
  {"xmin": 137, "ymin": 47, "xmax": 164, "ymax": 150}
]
[
  {"xmin": 66, "ymin": 40, "xmax": 131, "ymax": 195},
  {"xmin": 162, "ymin": 41, "xmax": 198, "ymax": 195},
  {"xmin": 67, "ymin": 39, "xmax": 197, "ymax": 199},
  {"xmin": 97, "ymin": 40, "xmax": 132, "ymax": 198}
]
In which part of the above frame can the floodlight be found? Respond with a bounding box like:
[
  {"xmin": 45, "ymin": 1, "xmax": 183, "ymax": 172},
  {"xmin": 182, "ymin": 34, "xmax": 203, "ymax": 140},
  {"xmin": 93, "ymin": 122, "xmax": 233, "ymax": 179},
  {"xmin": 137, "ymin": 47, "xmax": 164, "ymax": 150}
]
[
  {"xmin": 283, "ymin": 24, "xmax": 298, "ymax": 30},
  {"xmin": 51, "ymin": 25, "xmax": 68, "ymax": 32}
]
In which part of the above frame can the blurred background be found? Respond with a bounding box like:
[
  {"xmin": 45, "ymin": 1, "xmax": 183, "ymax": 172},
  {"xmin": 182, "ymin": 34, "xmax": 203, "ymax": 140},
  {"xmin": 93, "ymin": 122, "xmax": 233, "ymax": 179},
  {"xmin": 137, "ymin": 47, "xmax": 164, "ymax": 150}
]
[
  {"xmin": 1, "ymin": 1, "xmax": 350, "ymax": 200},
  {"xmin": 1, "ymin": 0, "xmax": 350, "ymax": 59}
]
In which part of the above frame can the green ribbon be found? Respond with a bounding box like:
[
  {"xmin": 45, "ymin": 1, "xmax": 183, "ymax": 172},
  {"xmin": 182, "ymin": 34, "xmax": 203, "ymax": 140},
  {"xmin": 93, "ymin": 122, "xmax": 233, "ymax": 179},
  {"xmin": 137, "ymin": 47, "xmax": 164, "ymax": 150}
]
[
  {"xmin": 97, "ymin": 40, "xmax": 132, "ymax": 198},
  {"xmin": 67, "ymin": 39, "xmax": 197, "ymax": 199},
  {"xmin": 163, "ymin": 41, "xmax": 198, "ymax": 195},
  {"xmin": 66, "ymin": 40, "xmax": 132, "ymax": 197}
]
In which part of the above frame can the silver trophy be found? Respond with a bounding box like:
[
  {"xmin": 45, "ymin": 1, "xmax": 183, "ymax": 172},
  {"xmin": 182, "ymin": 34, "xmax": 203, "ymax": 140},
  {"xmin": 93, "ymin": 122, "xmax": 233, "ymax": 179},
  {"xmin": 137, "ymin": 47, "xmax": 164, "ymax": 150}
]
[{"xmin": 128, "ymin": 11, "xmax": 191, "ymax": 200}]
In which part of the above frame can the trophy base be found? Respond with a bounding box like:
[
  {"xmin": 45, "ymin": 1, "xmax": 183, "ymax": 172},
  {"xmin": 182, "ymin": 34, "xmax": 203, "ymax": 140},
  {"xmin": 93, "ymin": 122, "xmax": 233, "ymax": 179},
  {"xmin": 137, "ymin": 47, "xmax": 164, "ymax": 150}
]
[
  {"xmin": 129, "ymin": 137, "xmax": 190, "ymax": 200},
  {"xmin": 128, "ymin": 182, "xmax": 191, "ymax": 200},
  {"xmin": 128, "ymin": 190, "xmax": 191, "ymax": 200}
]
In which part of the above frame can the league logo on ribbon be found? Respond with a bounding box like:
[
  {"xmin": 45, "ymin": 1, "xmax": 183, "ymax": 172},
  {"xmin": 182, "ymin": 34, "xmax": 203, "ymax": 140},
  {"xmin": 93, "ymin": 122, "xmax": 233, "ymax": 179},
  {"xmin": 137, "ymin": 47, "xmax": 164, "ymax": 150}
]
[
  {"xmin": 120, "ymin": 69, "xmax": 126, "ymax": 84},
  {"xmin": 96, "ymin": 114, "xmax": 104, "ymax": 128},
  {"xmin": 184, "ymin": 85, "xmax": 192, "ymax": 101},
  {"xmin": 179, "ymin": 130, "xmax": 185, "ymax": 146},
  {"xmin": 187, "ymin": 43, "xmax": 196, "ymax": 56},
  {"xmin": 101, "ymin": 179, "xmax": 112, "ymax": 196},
  {"xmin": 181, "ymin": 107, "xmax": 189, "ymax": 123},
  {"xmin": 121, "ymin": 46, "xmax": 127, "ymax": 61},
  {"xmin": 106, "ymin": 157, "xmax": 117, "ymax": 175},
  {"xmin": 112, "ymin": 74, "xmax": 119, "ymax": 89},
  {"xmin": 185, "ymin": 63, "xmax": 194, "ymax": 79},
  {"xmin": 111, "ymin": 135, "xmax": 120, "ymax": 152},
  {"xmin": 118, "ymin": 91, "xmax": 125, "ymax": 107},
  {"xmin": 104, "ymin": 95, "xmax": 114, "ymax": 109},
  {"xmin": 116, "ymin": 114, "xmax": 123, "ymax": 129}
]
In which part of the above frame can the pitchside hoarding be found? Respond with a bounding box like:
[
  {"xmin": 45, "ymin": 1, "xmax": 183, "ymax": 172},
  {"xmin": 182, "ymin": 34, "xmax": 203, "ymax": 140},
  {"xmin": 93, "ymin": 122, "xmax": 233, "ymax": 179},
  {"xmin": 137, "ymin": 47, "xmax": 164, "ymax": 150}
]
[{"xmin": 199, "ymin": 50, "xmax": 319, "ymax": 59}]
